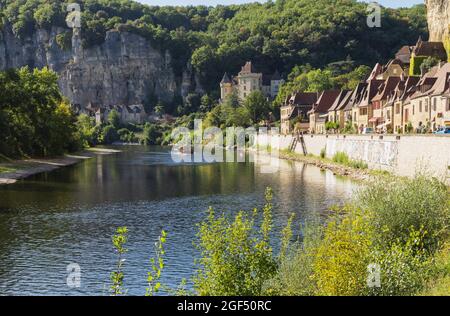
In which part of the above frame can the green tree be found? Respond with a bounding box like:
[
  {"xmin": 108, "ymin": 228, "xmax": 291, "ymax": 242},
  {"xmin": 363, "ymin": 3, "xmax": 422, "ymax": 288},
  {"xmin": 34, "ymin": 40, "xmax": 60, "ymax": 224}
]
[
  {"xmin": 243, "ymin": 91, "xmax": 271, "ymax": 124},
  {"xmin": 108, "ymin": 109, "xmax": 121, "ymax": 128}
]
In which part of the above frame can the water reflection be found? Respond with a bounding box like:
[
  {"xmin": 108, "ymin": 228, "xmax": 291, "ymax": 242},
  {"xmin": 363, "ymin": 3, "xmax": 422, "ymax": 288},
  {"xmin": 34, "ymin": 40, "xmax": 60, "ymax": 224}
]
[{"xmin": 0, "ymin": 146, "xmax": 356, "ymax": 295}]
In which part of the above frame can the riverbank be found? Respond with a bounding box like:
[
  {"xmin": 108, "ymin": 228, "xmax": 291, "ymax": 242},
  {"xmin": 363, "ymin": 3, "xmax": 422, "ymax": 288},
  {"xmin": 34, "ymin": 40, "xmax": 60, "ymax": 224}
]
[
  {"xmin": 0, "ymin": 148, "xmax": 121, "ymax": 185},
  {"xmin": 277, "ymin": 149, "xmax": 382, "ymax": 183}
]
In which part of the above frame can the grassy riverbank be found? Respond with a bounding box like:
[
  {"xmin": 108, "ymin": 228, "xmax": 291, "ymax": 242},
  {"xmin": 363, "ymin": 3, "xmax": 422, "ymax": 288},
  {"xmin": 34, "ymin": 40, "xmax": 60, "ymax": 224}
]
[{"xmin": 279, "ymin": 149, "xmax": 383, "ymax": 182}]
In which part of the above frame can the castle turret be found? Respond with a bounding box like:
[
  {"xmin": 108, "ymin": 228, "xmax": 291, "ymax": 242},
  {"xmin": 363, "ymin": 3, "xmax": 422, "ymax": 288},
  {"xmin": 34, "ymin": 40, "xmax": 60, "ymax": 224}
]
[{"xmin": 220, "ymin": 72, "xmax": 233, "ymax": 101}]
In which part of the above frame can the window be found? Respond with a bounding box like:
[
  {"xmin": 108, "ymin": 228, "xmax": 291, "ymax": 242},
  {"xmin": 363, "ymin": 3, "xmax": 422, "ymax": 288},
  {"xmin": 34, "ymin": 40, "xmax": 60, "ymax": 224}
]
[
  {"xmin": 433, "ymin": 98, "xmax": 437, "ymax": 111},
  {"xmin": 395, "ymin": 104, "xmax": 400, "ymax": 114},
  {"xmin": 360, "ymin": 108, "xmax": 368, "ymax": 115},
  {"xmin": 419, "ymin": 101, "xmax": 422, "ymax": 113}
]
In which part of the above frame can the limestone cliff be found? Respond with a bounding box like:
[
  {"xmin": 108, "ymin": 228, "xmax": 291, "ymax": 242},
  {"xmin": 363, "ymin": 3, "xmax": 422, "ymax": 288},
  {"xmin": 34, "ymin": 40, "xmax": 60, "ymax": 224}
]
[
  {"xmin": 0, "ymin": 24, "xmax": 201, "ymax": 109},
  {"xmin": 427, "ymin": 0, "xmax": 450, "ymax": 57}
]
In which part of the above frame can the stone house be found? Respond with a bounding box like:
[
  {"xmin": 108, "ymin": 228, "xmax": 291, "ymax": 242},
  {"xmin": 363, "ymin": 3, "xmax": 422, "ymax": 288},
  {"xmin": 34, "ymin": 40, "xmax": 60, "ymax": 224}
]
[
  {"xmin": 220, "ymin": 62, "xmax": 284, "ymax": 102},
  {"xmin": 386, "ymin": 76, "xmax": 420, "ymax": 134},
  {"xmin": 407, "ymin": 65, "xmax": 440, "ymax": 132},
  {"xmin": 376, "ymin": 59, "xmax": 408, "ymax": 80},
  {"xmin": 327, "ymin": 90, "xmax": 352, "ymax": 130},
  {"xmin": 409, "ymin": 37, "xmax": 448, "ymax": 75},
  {"xmin": 308, "ymin": 90, "xmax": 341, "ymax": 134},
  {"xmin": 353, "ymin": 78, "xmax": 384, "ymax": 132},
  {"xmin": 345, "ymin": 82, "xmax": 367, "ymax": 128},
  {"xmin": 423, "ymin": 62, "xmax": 450, "ymax": 130},
  {"xmin": 371, "ymin": 76, "xmax": 401, "ymax": 132},
  {"xmin": 95, "ymin": 104, "xmax": 147, "ymax": 125},
  {"xmin": 280, "ymin": 92, "xmax": 318, "ymax": 135}
]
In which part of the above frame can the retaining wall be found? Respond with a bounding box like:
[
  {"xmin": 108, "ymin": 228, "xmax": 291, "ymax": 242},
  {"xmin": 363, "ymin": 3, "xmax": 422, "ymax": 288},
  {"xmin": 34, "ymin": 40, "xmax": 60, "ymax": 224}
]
[{"xmin": 258, "ymin": 134, "xmax": 450, "ymax": 183}]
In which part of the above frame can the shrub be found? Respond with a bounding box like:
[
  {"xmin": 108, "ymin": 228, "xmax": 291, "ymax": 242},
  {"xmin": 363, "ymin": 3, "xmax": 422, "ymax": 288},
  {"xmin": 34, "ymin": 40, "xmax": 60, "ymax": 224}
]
[
  {"xmin": 118, "ymin": 128, "xmax": 137, "ymax": 143},
  {"xmin": 313, "ymin": 207, "xmax": 373, "ymax": 296},
  {"xmin": 348, "ymin": 160, "xmax": 368, "ymax": 170},
  {"xmin": 320, "ymin": 148, "xmax": 326, "ymax": 159},
  {"xmin": 368, "ymin": 228, "xmax": 434, "ymax": 296},
  {"xmin": 357, "ymin": 175, "xmax": 450, "ymax": 253},
  {"xmin": 194, "ymin": 188, "xmax": 278, "ymax": 296},
  {"xmin": 332, "ymin": 151, "xmax": 350, "ymax": 164},
  {"xmin": 56, "ymin": 31, "xmax": 72, "ymax": 51},
  {"xmin": 100, "ymin": 125, "xmax": 119, "ymax": 144},
  {"xmin": 263, "ymin": 223, "xmax": 321, "ymax": 296}
]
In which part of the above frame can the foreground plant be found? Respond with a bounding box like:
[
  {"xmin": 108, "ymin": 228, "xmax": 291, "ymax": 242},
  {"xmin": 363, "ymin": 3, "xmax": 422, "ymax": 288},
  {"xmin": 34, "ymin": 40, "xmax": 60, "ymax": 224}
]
[
  {"xmin": 146, "ymin": 230, "xmax": 167, "ymax": 296},
  {"xmin": 110, "ymin": 226, "xmax": 128, "ymax": 296},
  {"xmin": 194, "ymin": 188, "xmax": 280, "ymax": 296}
]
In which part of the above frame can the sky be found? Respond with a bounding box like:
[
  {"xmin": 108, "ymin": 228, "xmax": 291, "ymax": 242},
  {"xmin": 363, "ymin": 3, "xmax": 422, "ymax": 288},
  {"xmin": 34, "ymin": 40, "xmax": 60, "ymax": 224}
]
[{"xmin": 137, "ymin": 0, "xmax": 424, "ymax": 8}]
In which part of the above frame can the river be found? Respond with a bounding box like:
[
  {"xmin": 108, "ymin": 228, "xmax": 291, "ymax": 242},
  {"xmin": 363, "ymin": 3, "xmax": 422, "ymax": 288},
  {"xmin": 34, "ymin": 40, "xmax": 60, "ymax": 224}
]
[{"xmin": 0, "ymin": 146, "xmax": 356, "ymax": 295}]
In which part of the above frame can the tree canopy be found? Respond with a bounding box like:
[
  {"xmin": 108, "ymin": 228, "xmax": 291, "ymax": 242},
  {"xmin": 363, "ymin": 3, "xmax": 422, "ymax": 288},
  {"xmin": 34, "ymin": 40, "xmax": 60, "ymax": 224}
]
[
  {"xmin": 0, "ymin": 67, "xmax": 81, "ymax": 157},
  {"xmin": 0, "ymin": 0, "xmax": 428, "ymax": 95}
]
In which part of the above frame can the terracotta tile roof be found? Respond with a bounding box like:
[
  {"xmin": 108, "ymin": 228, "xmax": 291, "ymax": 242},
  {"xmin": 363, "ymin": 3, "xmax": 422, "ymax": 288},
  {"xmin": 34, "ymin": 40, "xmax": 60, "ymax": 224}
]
[
  {"xmin": 344, "ymin": 82, "xmax": 367, "ymax": 111},
  {"xmin": 413, "ymin": 38, "xmax": 447, "ymax": 61},
  {"xmin": 429, "ymin": 63, "xmax": 450, "ymax": 96},
  {"xmin": 410, "ymin": 77, "xmax": 438, "ymax": 99},
  {"xmin": 335, "ymin": 90, "xmax": 353, "ymax": 111},
  {"xmin": 309, "ymin": 90, "xmax": 341, "ymax": 114},
  {"xmin": 358, "ymin": 79, "xmax": 384, "ymax": 107},
  {"xmin": 367, "ymin": 63, "xmax": 383, "ymax": 82},
  {"xmin": 328, "ymin": 90, "xmax": 352, "ymax": 112},
  {"xmin": 395, "ymin": 45, "xmax": 413, "ymax": 64},
  {"xmin": 372, "ymin": 76, "xmax": 402, "ymax": 102},
  {"xmin": 289, "ymin": 92, "xmax": 318, "ymax": 106}
]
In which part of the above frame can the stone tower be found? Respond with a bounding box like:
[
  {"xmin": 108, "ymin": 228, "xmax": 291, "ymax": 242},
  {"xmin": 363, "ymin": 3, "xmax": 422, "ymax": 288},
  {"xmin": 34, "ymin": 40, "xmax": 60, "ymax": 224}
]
[{"xmin": 220, "ymin": 72, "xmax": 233, "ymax": 101}]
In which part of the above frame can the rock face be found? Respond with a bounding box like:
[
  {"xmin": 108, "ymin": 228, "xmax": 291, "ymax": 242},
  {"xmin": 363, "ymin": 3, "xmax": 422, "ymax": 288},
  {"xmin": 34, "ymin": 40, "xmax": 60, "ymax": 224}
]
[
  {"xmin": 0, "ymin": 24, "xmax": 200, "ymax": 109},
  {"xmin": 427, "ymin": 0, "xmax": 450, "ymax": 42}
]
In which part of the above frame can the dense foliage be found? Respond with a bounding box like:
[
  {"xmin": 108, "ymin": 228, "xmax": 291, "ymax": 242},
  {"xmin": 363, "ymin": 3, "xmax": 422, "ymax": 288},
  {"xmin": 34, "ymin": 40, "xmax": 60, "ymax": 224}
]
[
  {"xmin": 0, "ymin": 67, "xmax": 81, "ymax": 157},
  {"xmin": 0, "ymin": 0, "xmax": 428, "ymax": 95},
  {"xmin": 274, "ymin": 63, "xmax": 372, "ymax": 106}
]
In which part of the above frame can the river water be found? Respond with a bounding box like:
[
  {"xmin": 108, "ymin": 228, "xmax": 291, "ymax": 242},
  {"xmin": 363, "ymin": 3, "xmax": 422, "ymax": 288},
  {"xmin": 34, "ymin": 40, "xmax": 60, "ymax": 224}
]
[{"xmin": 0, "ymin": 146, "xmax": 356, "ymax": 295}]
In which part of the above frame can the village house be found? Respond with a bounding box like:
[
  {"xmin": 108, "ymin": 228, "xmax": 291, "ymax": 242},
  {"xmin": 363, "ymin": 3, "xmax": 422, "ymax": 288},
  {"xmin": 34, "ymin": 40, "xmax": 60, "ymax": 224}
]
[
  {"xmin": 220, "ymin": 61, "xmax": 284, "ymax": 102},
  {"xmin": 353, "ymin": 77, "xmax": 384, "ymax": 132},
  {"xmin": 371, "ymin": 76, "xmax": 402, "ymax": 133},
  {"xmin": 428, "ymin": 63, "xmax": 450, "ymax": 130},
  {"xmin": 280, "ymin": 92, "xmax": 318, "ymax": 135},
  {"xmin": 280, "ymin": 37, "xmax": 449, "ymax": 135},
  {"xmin": 327, "ymin": 90, "xmax": 352, "ymax": 131},
  {"xmin": 308, "ymin": 90, "xmax": 340, "ymax": 134},
  {"xmin": 386, "ymin": 76, "xmax": 420, "ymax": 134},
  {"xmin": 409, "ymin": 37, "xmax": 448, "ymax": 76},
  {"xmin": 345, "ymin": 82, "xmax": 367, "ymax": 129},
  {"xmin": 95, "ymin": 104, "xmax": 148, "ymax": 125},
  {"xmin": 376, "ymin": 59, "xmax": 408, "ymax": 80},
  {"xmin": 407, "ymin": 65, "xmax": 440, "ymax": 132}
]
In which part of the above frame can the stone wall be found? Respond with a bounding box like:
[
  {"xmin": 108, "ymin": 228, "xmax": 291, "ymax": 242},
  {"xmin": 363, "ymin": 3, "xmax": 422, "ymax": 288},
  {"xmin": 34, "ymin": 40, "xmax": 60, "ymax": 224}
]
[{"xmin": 258, "ymin": 134, "xmax": 450, "ymax": 183}]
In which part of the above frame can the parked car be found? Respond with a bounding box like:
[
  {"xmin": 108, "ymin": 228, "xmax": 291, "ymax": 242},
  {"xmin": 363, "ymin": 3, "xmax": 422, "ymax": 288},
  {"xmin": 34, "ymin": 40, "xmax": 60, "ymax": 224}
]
[
  {"xmin": 433, "ymin": 127, "xmax": 450, "ymax": 134},
  {"xmin": 361, "ymin": 127, "xmax": 374, "ymax": 134}
]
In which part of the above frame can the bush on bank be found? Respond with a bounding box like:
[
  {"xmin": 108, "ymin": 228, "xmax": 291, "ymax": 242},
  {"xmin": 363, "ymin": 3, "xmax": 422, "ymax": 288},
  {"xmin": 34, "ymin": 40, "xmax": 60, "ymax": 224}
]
[{"xmin": 110, "ymin": 174, "xmax": 449, "ymax": 296}]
